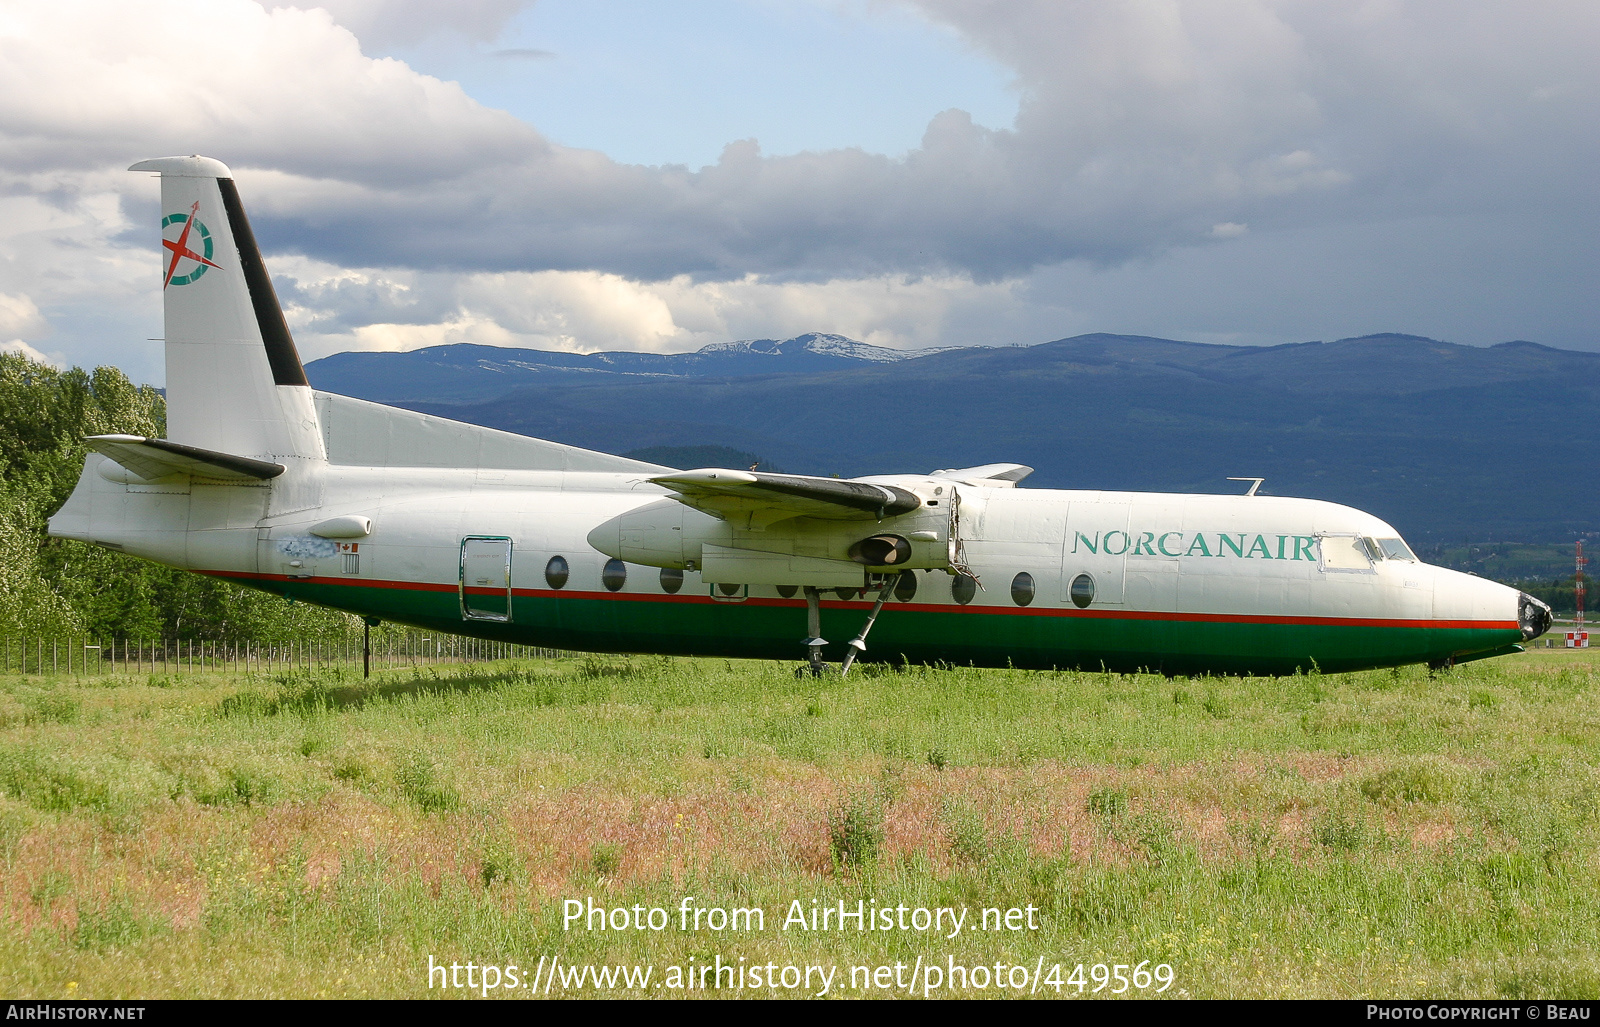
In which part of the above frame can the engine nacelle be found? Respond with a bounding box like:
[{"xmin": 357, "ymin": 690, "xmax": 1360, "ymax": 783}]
[
  {"xmin": 848, "ymin": 534, "xmax": 912, "ymax": 566},
  {"xmin": 587, "ymin": 499, "xmax": 951, "ymax": 575}
]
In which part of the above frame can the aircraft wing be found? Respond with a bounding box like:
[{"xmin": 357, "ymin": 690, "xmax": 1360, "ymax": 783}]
[
  {"xmin": 85, "ymin": 435, "xmax": 285, "ymax": 482},
  {"xmin": 650, "ymin": 468, "xmax": 920, "ymax": 523},
  {"xmin": 927, "ymin": 463, "xmax": 1033, "ymax": 486}
]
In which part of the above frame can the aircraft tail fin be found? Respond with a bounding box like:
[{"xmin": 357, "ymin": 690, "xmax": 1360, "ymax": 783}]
[{"xmin": 128, "ymin": 156, "xmax": 324, "ymax": 463}]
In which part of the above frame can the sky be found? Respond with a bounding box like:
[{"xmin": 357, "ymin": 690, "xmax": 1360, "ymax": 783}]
[{"xmin": 1, "ymin": 0, "xmax": 1596, "ymax": 385}]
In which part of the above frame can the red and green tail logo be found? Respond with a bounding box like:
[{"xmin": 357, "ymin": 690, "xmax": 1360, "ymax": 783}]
[{"xmin": 161, "ymin": 200, "xmax": 224, "ymax": 287}]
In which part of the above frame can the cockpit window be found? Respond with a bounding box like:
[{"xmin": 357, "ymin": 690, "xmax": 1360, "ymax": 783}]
[
  {"xmin": 1377, "ymin": 538, "xmax": 1416, "ymax": 562},
  {"xmin": 1320, "ymin": 535, "xmax": 1373, "ymax": 570},
  {"xmin": 1361, "ymin": 537, "xmax": 1384, "ymax": 562}
]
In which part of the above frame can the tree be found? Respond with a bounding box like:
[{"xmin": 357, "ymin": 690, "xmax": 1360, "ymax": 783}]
[{"xmin": 0, "ymin": 352, "xmax": 362, "ymax": 641}]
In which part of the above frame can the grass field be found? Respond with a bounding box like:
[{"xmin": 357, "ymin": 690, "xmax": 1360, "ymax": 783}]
[{"xmin": 0, "ymin": 648, "xmax": 1597, "ymax": 999}]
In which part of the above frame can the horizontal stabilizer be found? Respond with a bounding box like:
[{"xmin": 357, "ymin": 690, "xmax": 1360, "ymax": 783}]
[
  {"xmin": 928, "ymin": 463, "xmax": 1033, "ymax": 487},
  {"xmin": 652, "ymin": 468, "xmax": 920, "ymax": 523},
  {"xmin": 85, "ymin": 435, "xmax": 285, "ymax": 482}
]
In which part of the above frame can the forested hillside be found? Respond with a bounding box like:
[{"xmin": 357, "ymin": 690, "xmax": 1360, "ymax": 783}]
[{"xmin": 0, "ymin": 352, "xmax": 357, "ymax": 641}]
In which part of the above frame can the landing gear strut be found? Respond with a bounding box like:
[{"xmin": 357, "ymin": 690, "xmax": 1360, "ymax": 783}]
[
  {"xmin": 796, "ymin": 574, "xmax": 903, "ymax": 677},
  {"xmin": 799, "ymin": 586, "xmax": 828, "ymax": 677},
  {"xmin": 841, "ymin": 575, "xmax": 898, "ymax": 675},
  {"xmin": 363, "ymin": 616, "xmax": 380, "ymax": 678}
]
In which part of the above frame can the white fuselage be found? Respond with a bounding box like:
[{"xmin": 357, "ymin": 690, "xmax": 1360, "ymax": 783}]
[{"xmin": 50, "ymin": 408, "xmax": 1536, "ymax": 675}]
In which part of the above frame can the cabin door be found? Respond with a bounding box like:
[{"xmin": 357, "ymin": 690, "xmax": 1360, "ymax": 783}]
[
  {"xmin": 460, "ymin": 536, "xmax": 513, "ymax": 622},
  {"xmin": 1062, "ymin": 502, "xmax": 1130, "ymax": 606}
]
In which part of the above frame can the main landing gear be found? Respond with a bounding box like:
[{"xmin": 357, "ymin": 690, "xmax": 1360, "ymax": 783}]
[{"xmin": 795, "ymin": 574, "xmax": 902, "ymax": 678}]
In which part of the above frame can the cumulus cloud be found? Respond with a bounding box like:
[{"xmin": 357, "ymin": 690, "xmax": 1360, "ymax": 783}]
[
  {"xmin": 264, "ymin": 0, "xmax": 534, "ymax": 48},
  {"xmin": 0, "ymin": 339, "xmax": 63, "ymax": 367},
  {"xmin": 0, "ymin": 294, "xmax": 63, "ymax": 365},
  {"xmin": 0, "ymin": 178, "xmax": 160, "ymax": 377},
  {"xmin": 254, "ymin": 0, "xmax": 1593, "ymax": 282},
  {"xmin": 0, "ymin": 293, "xmax": 47, "ymax": 341},
  {"xmin": 272, "ymin": 256, "xmax": 1054, "ymax": 359},
  {"xmin": 0, "ymin": 2, "xmax": 542, "ymax": 184},
  {"xmin": 1, "ymin": 0, "xmax": 1597, "ymax": 374},
  {"xmin": 13, "ymin": 0, "xmax": 1593, "ymax": 280}
]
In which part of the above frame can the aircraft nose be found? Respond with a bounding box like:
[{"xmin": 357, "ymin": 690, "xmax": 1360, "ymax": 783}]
[{"xmin": 1519, "ymin": 592, "xmax": 1553, "ymax": 641}]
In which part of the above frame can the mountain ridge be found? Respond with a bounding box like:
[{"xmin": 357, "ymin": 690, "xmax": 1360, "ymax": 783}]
[
  {"xmin": 303, "ymin": 331, "xmax": 1600, "ymax": 544},
  {"xmin": 304, "ymin": 331, "xmax": 962, "ymax": 403}
]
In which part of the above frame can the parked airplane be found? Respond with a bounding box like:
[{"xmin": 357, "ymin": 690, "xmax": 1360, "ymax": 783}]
[{"xmin": 48, "ymin": 156, "xmax": 1553, "ymax": 676}]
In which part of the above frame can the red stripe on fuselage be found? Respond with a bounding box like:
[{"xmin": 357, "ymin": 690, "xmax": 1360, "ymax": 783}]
[{"xmin": 202, "ymin": 570, "xmax": 1517, "ymax": 632}]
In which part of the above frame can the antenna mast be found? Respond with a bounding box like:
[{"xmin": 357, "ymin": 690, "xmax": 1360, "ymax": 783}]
[
  {"xmin": 1577, "ymin": 540, "xmax": 1586, "ymax": 630},
  {"xmin": 1567, "ymin": 541, "xmax": 1589, "ymax": 649}
]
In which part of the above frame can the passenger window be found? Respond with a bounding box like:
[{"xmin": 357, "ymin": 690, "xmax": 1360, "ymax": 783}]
[
  {"xmin": 893, "ymin": 571, "xmax": 917, "ymax": 602},
  {"xmin": 659, "ymin": 567, "xmax": 683, "ymax": 594},
  {"xmin": 1011, "ymin": 572, "xmax": 1035, "ymax": 607},
  {"xmin": 951, "ymin": 574, "xmax": 976, "ymax": 605},
  {"xmin": 545, "ymin": 555, "xmax": 569, "ymax": 589},
  {"xmin": 1070, "ymin": 573, "xmax": 1095, "ymax": 609},
  {"xmin": 602, "ymin": 559, "xmax": 628, "ymax": 592}
]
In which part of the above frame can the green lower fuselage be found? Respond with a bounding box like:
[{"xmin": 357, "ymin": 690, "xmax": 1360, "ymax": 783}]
[{"xmin": 235, "ymin": 573, "xmax": 1524, "ymax": 677}]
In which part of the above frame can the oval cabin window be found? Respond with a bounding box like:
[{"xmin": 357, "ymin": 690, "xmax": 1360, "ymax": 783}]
[
  {"xmin": 602, "ymin": 559, "xmax": 627, "ymax": 592},
  {"xmin": 659, "ymin": 567, "xmax": 683, "ymax": 594},
  {"xmin": 718, "ymin": 582, "xmax": 743, "ymax": 597},
  {"xmin": 1011, "ymin": 571, "xmax": 1036, "ymax": 607},
  {"xmin": 951, "ymin": 574, "xmax": 976, "ymax": 605},
  {"xmin": 545, "ymin": 555, "xmax": 569, "ymax": 590},
  {"xmin": 1070, "ymin": 573, "xmax": 1095, "ymax": 609},
  {"xmin": 893, "ymin": 571, "xmax": 917, "ymax": 602},
  {"xmin": 776, "ymin": 585, "xmax": 798, "ymax": 599},
  {"xmin": 835, "ymin": 587, "xmax": 856, "ymax": 601}
]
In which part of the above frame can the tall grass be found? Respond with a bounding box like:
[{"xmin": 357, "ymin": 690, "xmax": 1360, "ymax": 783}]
[{"xmin": 0, "ymin": 650, "xmax": 1595, "ymax": 998}]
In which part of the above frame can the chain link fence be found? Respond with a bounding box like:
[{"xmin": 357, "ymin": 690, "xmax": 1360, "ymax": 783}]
[{"xmin": 0, "ymin": 631, "xmax": 563, "ymax": 675}]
